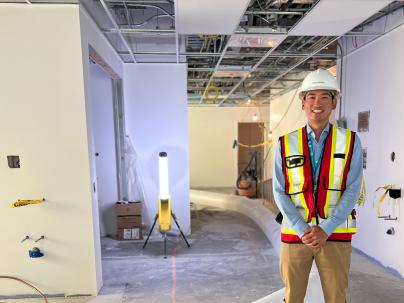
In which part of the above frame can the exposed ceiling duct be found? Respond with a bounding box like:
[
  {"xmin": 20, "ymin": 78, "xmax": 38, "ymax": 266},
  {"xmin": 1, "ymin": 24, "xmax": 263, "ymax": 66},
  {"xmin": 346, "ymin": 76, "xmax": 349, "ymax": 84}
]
[{"xmin": 4, "ymin": 0, "xmax": 402, "ymax": 106}]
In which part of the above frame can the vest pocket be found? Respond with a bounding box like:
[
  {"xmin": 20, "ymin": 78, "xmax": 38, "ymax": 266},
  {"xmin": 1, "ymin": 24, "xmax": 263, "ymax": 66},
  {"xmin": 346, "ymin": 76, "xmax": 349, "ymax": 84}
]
[
  {"xmin": 322, "ymin": 176, "xmax": 343, "ymax": 191},
  {"xmin": 287, "ymin": 179, "xmax": 308, "ymax": 195}
]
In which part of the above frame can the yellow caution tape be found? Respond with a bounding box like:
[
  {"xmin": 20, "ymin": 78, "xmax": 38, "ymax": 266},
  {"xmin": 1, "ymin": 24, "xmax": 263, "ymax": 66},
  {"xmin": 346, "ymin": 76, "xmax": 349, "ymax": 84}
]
[
  {"xmin": 11, "ymin": 199, "xmax": 45, "ymax": 208},
  {"xmin": 374, "ymin": 185, "xmax": 393, "ymax": 216},
  {"xmin": 237, "ymin": 140, "xmax": 272, "ymax": 148}
]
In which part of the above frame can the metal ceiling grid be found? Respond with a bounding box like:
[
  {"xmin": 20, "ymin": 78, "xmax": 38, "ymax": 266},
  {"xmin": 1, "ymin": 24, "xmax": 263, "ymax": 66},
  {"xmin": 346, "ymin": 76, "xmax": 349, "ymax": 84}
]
[
  {"xmin": 0, "ymin": 0, "xmax": 78, "ymax": 2},
  {"xmin": 4, "ymin": 0, "xmax": 401, "ymax": 106},
  {"xmin": 196, "ymin": 0, "xmax": 319, "ymax": 106}
]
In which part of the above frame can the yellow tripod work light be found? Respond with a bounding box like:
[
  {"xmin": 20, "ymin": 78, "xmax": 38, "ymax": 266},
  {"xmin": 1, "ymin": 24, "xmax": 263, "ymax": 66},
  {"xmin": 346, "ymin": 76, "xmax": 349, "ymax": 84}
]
[{"xmin": 143, "ymin": 152, "xmax": 190, "ymax": 258}]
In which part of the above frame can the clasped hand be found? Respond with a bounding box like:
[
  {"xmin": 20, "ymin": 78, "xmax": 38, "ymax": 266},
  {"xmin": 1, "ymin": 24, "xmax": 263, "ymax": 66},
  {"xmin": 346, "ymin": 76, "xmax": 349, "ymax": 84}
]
[{"xmin": 301, "ymin": 226, "xmax": 328, "ymax": 251}]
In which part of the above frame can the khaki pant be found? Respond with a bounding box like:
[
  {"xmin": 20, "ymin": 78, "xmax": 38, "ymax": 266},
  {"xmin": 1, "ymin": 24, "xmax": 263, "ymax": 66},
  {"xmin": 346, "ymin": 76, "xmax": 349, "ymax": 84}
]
[{"xmin": 280, "ymin": 242, "xmax": 352, "ymax": 303}]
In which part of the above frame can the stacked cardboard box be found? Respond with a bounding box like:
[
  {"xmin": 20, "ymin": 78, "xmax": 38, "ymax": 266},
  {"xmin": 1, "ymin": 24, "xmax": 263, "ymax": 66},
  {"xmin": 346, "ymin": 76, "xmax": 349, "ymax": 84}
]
[{"xmin": 115, "ymin": 201, "xmax": 143, "ymax": 240}]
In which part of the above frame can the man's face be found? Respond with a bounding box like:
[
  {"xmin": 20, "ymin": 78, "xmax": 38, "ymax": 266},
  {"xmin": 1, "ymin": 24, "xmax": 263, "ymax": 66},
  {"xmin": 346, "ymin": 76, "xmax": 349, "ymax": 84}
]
[{"xmin": 302, "ymin": 89, "xmax": 337, "ymax": 124}]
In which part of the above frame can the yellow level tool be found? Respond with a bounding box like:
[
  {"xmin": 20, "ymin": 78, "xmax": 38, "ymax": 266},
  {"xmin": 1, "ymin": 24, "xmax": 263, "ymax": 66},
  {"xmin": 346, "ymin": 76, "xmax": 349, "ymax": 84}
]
[{"xmin": 10, "ymin": 198, "xmax": 45, "ymax": 208}]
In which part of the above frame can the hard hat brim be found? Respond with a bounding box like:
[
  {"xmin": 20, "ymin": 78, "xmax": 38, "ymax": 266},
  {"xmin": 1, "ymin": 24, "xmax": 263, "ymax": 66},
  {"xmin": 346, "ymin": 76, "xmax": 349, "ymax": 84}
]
[{"xmin": 299, "ymin": 87, "xmax": 340, "ymax": 100}]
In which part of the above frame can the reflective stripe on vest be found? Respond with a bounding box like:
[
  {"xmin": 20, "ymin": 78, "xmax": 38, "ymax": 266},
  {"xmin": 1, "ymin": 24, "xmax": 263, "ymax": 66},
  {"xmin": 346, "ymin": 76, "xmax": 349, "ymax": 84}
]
[
  {"xmin": 280, "ymin": 128, "xmax": 314, "ymax": 222},
  {"xmin": 279, "ymin": 125, "xmax": 356, "ymax": 242},
  {"xmin": 281, "ymin": 208, "xmax": 356, "ymax": 235}
]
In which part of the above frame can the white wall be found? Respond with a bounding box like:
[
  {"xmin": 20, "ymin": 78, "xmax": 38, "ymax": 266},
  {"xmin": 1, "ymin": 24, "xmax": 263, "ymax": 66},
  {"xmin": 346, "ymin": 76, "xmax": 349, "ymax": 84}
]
[
  {"xmin": 89, "ymin": 63, "xmax": 118, "ymax": 237},
  {"xmin": 189, "ymin": 106, "xmax": 269, "ymax": 187},
  {"xmin": 0, "ymin": 4, "xmax": 98, "ymax": 296},
  {"xmin": 123, "ymin": 64, "xmax": 190, "ymax": 234},
  {"xmin": 270, "ymin": 88, "xmax": 306, "ymax": 147},
  {"xmin": 340, "ymin": 23, "xmax": 404, "ymax": 277},
  {"xmin": 79, "ymin": 4, "xmax": 125, "ymax": 291}
]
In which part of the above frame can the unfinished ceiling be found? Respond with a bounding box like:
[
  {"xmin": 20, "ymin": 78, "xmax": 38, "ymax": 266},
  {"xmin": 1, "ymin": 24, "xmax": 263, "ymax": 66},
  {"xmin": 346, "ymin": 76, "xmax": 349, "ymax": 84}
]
[{"xmin": 3, "ymin": 0, "xmax": 403, "ymax": 106}]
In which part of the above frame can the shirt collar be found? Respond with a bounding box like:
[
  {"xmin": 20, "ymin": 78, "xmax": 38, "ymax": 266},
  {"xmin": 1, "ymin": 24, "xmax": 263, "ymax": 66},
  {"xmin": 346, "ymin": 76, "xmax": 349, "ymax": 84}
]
[{"xmin": 306, "ymin": 123, "xmax": 331, "ymax": 142}]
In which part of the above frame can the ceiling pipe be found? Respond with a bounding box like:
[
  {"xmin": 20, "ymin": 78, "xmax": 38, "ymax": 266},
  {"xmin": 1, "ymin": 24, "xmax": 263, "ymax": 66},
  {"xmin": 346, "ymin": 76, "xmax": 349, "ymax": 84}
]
[
  {"xmin": 245, "ymin": 10, "xmax": 304, "ymax": 15},
  {"xmin": 99, "ymin": 0, "xmax": 137, "ymax": 63},
  {"xmin": 217, "ymin": 36, "xmax": 287, "ymax": 106},
  {"xmin": 198, "ymin": 42, "xmax": 231, "ymax": 104},
  {"xmin": 117, "ymin": 50, "xmax": 337, "ymax": 59},
  {"xmin": 104, "ymin": 28, "xmax": 175, "ymax": 34},
  {"xmin": 251, "ymin": 36, "xmax": 340, "ymax": 98},
  {"xmin": 197, "ymin": 0, "xmax": 320, "ymax": 106},
  {"xmin": 107, "ymin": 2, "xmax": 175, "ymax": 20}
]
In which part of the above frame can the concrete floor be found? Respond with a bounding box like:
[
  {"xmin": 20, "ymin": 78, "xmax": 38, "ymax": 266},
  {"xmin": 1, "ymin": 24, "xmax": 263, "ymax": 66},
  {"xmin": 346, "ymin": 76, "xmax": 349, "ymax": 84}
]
[
  {"xmin": 2, "ymin": 191, "xmax": 404, "ymax": 303},
  {"xmin": 99, "ymin": 204, "xmax": 282, "ymax": 303}
]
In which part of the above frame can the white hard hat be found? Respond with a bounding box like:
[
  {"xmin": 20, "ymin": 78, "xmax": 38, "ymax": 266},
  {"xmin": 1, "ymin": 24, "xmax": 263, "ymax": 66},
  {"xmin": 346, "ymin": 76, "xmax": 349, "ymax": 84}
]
[{"xmin": 299, "ymin": 68, "xmax": 340, "ymax": 99}]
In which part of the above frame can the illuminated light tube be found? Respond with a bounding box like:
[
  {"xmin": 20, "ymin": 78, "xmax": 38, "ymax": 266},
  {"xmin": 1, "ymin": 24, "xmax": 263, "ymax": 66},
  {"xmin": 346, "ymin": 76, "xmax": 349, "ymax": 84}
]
[{"xmin": 159, "ymin": 152, "xmax": 169, "ymax": 201}]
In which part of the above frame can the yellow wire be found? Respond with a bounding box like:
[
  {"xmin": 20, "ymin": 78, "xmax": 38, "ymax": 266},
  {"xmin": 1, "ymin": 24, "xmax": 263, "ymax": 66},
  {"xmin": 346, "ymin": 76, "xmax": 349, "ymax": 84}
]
[
  {"xmin": 375, "ymin": 185, "xmax": 393, "ymax": 216},
  {"xmin": 237, "ymin": 141, "xmax": 272, "ymax": 148},
  {"xmin": 204, "ymin": 83, "xmax": 221, "ymax": 103}
]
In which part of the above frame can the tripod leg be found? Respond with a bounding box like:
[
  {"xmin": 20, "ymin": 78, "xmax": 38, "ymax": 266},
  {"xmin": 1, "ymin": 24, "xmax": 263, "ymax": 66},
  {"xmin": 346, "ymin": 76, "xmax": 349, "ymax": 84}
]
[
  {"xmin": 171, "ymin": 212, "xmax": 191, "ymax": 248},
  {"xmin": 143, "ymin": 214, "xmax": 158, "ymax": 249},
  {"xmin": 163, "ymin": 232, "xmax": 167, "ymax": 259}
]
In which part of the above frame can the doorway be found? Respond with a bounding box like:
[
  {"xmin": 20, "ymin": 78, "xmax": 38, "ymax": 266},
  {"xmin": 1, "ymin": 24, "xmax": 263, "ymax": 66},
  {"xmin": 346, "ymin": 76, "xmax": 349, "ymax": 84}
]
[
  {"xmin": 237, "ymin": 122, "xmax": 264, "ymax": 174},
  {"xmin": 88, "ymin": 46, "xmax": 127, "ymax": 238},
  {"xmin": 237, "ymin": 122, "xmax": 264, "ymax": 197}
]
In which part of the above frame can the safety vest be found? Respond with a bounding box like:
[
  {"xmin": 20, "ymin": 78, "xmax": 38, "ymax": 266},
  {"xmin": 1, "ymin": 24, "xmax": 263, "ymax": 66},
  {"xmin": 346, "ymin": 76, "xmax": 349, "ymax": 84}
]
[{"xmin": 279, "ymin": 124, "xmax": 357, "ymax": 243}]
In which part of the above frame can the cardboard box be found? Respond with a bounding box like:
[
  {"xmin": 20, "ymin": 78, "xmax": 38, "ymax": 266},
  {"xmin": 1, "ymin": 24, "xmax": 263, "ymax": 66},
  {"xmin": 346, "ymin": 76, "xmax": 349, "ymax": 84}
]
[
  {"xmin": 117, "ymin": 215, "xmax": 142, "ymax": 229},
  {"xmin": 117, "ymin": 227, "xmax": 142, "ymax": 240},
  {"xmin": 115, "ymin": 201, "xmax": 142, "ymax": 216}
]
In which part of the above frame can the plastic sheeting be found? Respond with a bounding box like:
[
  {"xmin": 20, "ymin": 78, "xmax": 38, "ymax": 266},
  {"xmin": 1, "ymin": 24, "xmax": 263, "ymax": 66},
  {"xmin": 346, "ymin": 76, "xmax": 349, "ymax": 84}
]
[{"xmin": 124, "ymin": 136, "xmax": 147, "ymax": 204}]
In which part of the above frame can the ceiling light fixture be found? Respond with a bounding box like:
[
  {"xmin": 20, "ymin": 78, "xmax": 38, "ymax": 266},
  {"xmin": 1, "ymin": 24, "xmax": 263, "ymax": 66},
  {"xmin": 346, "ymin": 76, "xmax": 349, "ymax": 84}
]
[
  {"xmin": 228, "ymin": 34, "xmax": 285, "ymax": 48},
  {"xmin": 268, "ymin": 131, "xmax": 273, "ymax": 139},
  {"xmin": 245, "ymin": 94, "xmax": 252, "ymax": 104}
]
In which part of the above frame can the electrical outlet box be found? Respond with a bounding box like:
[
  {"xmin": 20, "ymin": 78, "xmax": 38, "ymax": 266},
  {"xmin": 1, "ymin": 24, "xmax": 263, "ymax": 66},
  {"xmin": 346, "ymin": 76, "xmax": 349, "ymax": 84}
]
[{"xmin": 7, "ymin": 155, "xmax": 20, "ymax": 168}]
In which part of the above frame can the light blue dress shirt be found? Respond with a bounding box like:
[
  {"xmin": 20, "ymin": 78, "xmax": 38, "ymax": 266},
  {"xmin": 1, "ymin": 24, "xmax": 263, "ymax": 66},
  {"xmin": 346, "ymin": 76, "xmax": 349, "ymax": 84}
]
[{"xmin": 273, "ymin": 123, "xmax": 363, "ymax": 238}]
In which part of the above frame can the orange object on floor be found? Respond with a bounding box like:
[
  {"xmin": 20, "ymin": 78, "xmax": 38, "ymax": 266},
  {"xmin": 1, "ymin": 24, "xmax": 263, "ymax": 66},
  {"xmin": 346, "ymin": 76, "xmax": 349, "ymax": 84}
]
[{"xmin": 237, "ymin": 180, "xmax": 256, "ymax": 197}]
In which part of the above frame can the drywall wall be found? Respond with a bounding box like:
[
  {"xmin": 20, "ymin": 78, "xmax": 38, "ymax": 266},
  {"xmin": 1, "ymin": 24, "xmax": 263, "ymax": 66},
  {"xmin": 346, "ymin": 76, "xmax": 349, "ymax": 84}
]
[
  {"xmin": 269, "ymin": 88, "xmax": 306, "ymax": 145},
  {"xmin": 79, "ymin": 3, "xmax": 125, "ymax": 291},
  {"xmin": 0, "ymin": 4, "xmax": 99, "ymax": 296},
  {"xmin": 123, "ymin": 64, "xmax": 190, "ymax": 234},
  {"xmin": 188, "ymin": 106, "xmax": 269, "ymax": 187},
  {"xmin": 89, "ymin": 63, "xmax": 118, "ymax": 237},
  {"xmin": 339, "ymin": 23, "xmax": 404, "ymax": 277}
]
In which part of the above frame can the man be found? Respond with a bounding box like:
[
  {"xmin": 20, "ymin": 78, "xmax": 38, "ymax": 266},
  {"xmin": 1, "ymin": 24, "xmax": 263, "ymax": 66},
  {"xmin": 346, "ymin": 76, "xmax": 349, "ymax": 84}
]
[{"xmin": 273, "ymin": 68, "xmax": 363, "ymax": 303}]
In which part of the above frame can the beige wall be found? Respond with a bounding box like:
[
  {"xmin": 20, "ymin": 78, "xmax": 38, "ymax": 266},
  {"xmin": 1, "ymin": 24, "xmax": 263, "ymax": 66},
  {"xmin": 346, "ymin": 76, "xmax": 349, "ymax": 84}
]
[
  {"xmin": 189, "ymin": 106, "xmax": 269, "ymax": 188},
  {"xmin": 267, "ymin": 88, "xmax": 307, "ymax": 178},
  {"xmin": 0, "ymin": 4, "xmax": 103, "ymax": 296}
]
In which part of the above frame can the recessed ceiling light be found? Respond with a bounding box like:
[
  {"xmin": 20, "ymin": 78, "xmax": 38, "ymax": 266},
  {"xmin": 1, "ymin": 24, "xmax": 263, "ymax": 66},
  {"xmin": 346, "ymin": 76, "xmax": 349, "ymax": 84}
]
[{"xmin": 228, "ymin": 34, "xmax": 285, "ymax": 48}]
